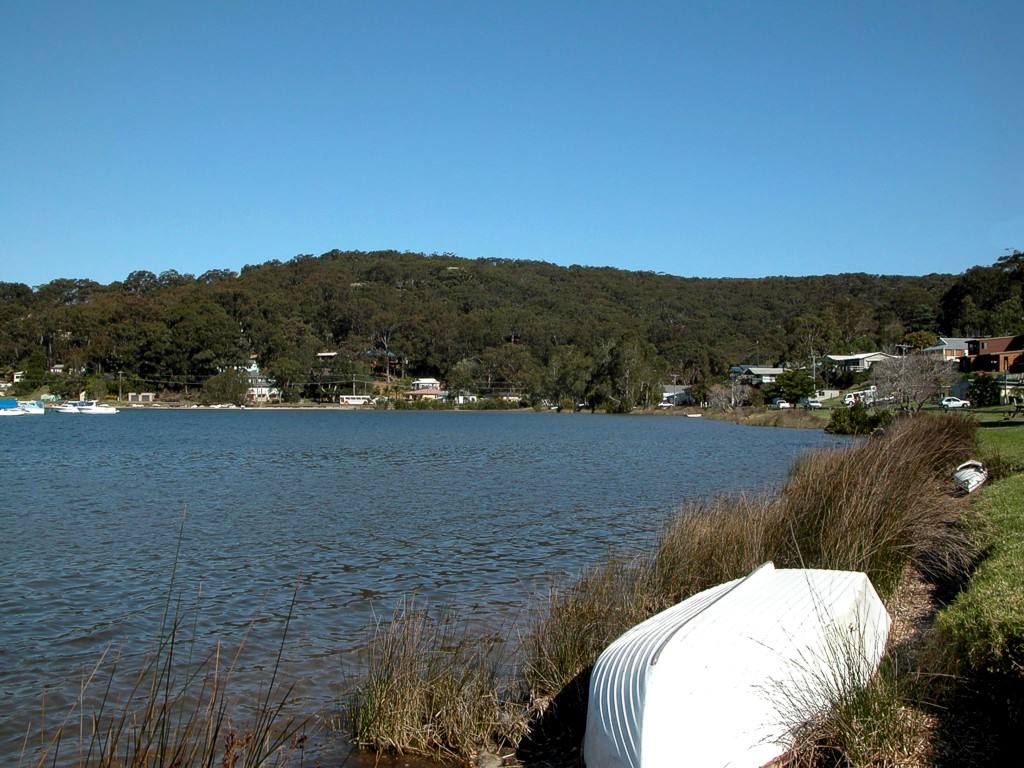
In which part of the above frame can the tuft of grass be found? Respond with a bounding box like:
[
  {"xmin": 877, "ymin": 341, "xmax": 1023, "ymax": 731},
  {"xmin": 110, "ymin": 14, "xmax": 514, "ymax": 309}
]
[
  {"xmin": 652, "ymin": 493, "xmax": 787, "ymax": 604},
  {"xmin": 783, "ymin": 655, "xmax": 933, "ymax": 768},
  {"xmin": 521, "ymin": 553, "xmax": 659, "ymax": 704},
  {"xmin": 346, "ymin": 600, "xmax": 526, "ymax": 761}
]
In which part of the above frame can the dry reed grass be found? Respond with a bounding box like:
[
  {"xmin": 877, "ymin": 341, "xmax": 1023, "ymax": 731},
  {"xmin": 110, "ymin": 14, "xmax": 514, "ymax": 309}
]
[{"xmin": 346, "ymin": 600, "xmax": 526, "ymax": 761}]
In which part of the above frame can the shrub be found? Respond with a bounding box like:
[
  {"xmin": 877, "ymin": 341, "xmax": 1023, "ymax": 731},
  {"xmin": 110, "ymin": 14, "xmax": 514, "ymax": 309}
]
[
  {"xmin": 824, "ymin": 402, "xmax": 892, "ymax": 435},
  {"xmin": 200, "ymin": 370, "xmax": 249, "ymax": 405},
  {"xmin": 967, "ymin": 373, "xmax": 1001, "ymax": 408}
]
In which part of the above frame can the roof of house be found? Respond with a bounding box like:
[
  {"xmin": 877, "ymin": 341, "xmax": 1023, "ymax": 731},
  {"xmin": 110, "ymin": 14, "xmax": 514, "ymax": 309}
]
[
  {"xmin": 733, "ymin": 365, "xmax": 785, "ymax": 375},
  {"xmin": 826, "ymin": 352, "xmax": 895, "ymax": 362},
  {"xmin": 969, "ymin": 336, "xmax": 1024, "ymax": 354},
  {"xmin": 923, "ymin": 337, "xmax": 972, "ymax": 353}
]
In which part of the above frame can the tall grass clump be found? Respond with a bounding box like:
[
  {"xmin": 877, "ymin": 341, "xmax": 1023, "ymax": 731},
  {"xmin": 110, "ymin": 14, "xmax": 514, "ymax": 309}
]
[
  {"xmin": 346, "ymin": 600, "xmax": 526, "ymax": 761},
  {"xmin": 782, "ymin": 652, "xmax": 931, "ymax": 767},
  {"xmin": 777, "ymin": 413, "xmax": 977, "ymax": 596},
  {"xmin": 652, "ymin": 493, "xmax": 788, "ymax": 604},
  {"xmin": 521, "ymin": 553, "xmax": 658, "ymax": 704}
]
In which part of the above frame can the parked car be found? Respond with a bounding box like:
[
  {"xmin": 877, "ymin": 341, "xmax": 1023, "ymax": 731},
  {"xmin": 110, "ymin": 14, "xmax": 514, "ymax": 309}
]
[
  {"xmin": 770, "ymin": 398, "xmax": 792, "ymax": 409},
  {"xmin": 941, "ymin": 396, "xmax": 971, "ymax": 409},
  {"xmin": 799, "ymin": 398, "xmax": 823, "ymax": 410}
]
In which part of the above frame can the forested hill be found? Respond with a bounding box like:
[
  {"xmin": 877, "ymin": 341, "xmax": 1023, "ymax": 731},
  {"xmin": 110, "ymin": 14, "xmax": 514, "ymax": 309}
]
[{"xmin": 0, "ymin": 249, "xmax": 1003, "ymax": 398}]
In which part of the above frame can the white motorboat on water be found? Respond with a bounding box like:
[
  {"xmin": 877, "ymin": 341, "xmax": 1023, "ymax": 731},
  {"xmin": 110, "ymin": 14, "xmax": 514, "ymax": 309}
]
[
  {"xmin": 584, "ymin": 562, "xmax": 891, "ymax": 768},
  {"xmin": 0, "ymin": 398, "xmax": 27, "ymax": 416},
  {"xmin": 953, "ymin": 460, "xmax": 987, "ymax": 494},
  {"xmin": 18, "ymin": 400, "xmax": 45, "ymax": 415},
  {"xmin": 57, "ymin": 399, "xmax": 118, "ymax": 415}
]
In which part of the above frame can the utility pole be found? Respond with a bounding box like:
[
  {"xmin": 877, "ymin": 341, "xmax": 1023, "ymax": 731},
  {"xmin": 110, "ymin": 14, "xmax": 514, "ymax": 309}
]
[{"xmin": 118, "ymin": 370, "xmax": 123, "ymax": 401}]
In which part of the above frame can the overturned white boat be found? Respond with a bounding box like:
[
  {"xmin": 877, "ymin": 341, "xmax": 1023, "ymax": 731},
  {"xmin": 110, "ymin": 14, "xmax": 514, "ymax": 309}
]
[
  {"xmin": 953, "ymin": 460, "xmax": 987, "ymax": 494},
  {"xmin": 583, "ymin": 562, "xmax": 891, "ymax": 768}
]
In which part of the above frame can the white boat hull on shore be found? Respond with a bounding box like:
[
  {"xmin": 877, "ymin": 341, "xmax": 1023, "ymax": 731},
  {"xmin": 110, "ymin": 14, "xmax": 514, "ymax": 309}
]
[
  {"xmin": 953, "ymin": 460, "xmax": 987, "ymax": 494},
  {"xmin": 583, "ymin": 562, "xmax": 891, "ymax": 768}
]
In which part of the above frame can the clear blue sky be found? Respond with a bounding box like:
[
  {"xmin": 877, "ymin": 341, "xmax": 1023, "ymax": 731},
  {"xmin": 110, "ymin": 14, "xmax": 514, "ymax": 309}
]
[{"xmin": 1, "ymin": 1, "xmax": 1020, "ymax": 286}]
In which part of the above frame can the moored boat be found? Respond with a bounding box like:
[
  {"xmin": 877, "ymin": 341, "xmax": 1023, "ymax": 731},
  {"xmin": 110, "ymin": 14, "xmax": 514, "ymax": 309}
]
[
  {"xmin": 952, "ymin": 460, "xmax": 987, "ymax": 494},
  {"xmin": 78, "ymin": 400, "xmax": 118, "ymax": 415},
  {"xmin": 583, "ymin": 562, "xmax": 891, "ymax": 768},
  {"xmin": 0, "ymin": 398, "xmax": 27, "ymax": 416},
  {"xmin": 57, "ymin": 400, "xmax": 119, "ymax": 415},
  {"xmin": 17, "ymin": 400, "xmax": 45, "ymax": 415}
]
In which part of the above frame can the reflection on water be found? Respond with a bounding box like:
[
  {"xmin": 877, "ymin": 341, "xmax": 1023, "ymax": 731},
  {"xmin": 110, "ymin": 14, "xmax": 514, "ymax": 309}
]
[{"xmin": 0, "ymin": 410, "xmax": 845, "ymax": 760}]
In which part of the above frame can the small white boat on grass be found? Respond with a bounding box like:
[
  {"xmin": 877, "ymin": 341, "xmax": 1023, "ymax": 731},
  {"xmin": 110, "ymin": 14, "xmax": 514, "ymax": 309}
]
[
  {"xmin": 584, "ymin": 562, "xmax": 890, "ymax": 768},
  {"xmin": 953, "ymin": 460, "xmax": 987, "ymax": 494}
]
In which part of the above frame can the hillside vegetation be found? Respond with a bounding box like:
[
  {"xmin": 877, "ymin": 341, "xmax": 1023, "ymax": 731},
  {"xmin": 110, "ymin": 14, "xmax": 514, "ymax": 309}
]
[{"xmin": 1, "ymin": 249, "xmax": 1018, "ymax": 406}]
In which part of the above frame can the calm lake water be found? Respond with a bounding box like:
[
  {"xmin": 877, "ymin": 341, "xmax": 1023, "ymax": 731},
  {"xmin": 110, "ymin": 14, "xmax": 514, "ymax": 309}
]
[{"xmin": 0, "ymin": 410, "xmax": 845, "ymax": 761}]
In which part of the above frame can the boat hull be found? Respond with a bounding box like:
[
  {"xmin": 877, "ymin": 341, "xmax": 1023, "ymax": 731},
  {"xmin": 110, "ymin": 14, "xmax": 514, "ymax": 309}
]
[
  {"xmin": 953, "ymin": 460, "xmax": 987, "ymax": 493},
  {"xmin": 584, "ymin": 563, "xmax": 890, "ymax": 768}
]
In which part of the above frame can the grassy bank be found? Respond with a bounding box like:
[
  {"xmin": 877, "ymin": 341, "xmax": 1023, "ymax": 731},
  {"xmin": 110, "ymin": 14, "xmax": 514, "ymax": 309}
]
[
  {"xmin": 702, "ymin": 405, "xmax": 830, "ymax": 429},
  {"xmin": 346, "ymin": 413, "xmax": 980, "ymax": 764}
]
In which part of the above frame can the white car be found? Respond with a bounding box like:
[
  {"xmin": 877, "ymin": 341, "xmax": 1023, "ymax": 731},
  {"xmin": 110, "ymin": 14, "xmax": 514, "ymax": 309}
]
[
  {"xmin": 941, "ymin": 396, "xmax": 970, "ymax": 409},
  {"xmin": 770, "ymin": 398, "xmax": 792, "ymax": 409}
]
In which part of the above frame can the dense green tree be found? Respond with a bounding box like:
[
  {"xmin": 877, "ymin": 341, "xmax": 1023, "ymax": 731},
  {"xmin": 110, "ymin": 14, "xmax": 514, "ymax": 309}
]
[
  {"xmin": 200, "ymin": 369, "xmax": 249, "ymax": 405},
  {"xmin": 771, "ymin": 370, "xmax": 816, "ymax": 403},
  {"xmin": 901, "ymin": 331, "xmax": 939, "ymax": 350},
  {"xmin": 967, "ymin": 373, "xmax": 1000, "ymax": 407}
]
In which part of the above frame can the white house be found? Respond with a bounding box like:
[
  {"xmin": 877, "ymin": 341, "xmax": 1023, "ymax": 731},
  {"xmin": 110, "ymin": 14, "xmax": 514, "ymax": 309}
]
[
  {"xmin": 660, "ymin": 384, "xmax": 693, "ymax": 406},
  {"xmin": 825, "ymin": 352, "xmax": 897, "ymax": 373},
  {"xmin": 731, "ymin": 365, "xmax": 786, "ymax": 386},
  {"xmin": 242, "ymin": 359, "xmax": 281, "ymax": 403},
  {"xmin": 410, "ymin": 377, "xmax": 441, "ymax": 390},
  {"xmin": 922, "ymin": 337, "xmax": 972, "ymax": 362},
  {"xmin": 406, "ymin": 377, "xmax": 443, "ymax": 401}
]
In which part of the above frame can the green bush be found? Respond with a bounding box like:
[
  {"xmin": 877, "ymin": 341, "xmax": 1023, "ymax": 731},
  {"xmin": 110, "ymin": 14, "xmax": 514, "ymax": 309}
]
[
  {"xmin": 967, "ymin": 373, "xmax": 1001, "ymax": 408},
  {"xmin": 200, "ymin": 369, "xmax": 249, "ymax": 405},
  {"xmin": 825, "ymin": 403, "xmax": 893, "ymax": 435}
]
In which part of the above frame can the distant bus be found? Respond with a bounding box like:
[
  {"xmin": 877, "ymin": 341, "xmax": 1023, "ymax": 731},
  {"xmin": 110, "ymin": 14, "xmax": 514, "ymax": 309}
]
[{"xmin": 339, "ymin": 395, "xmax": 372, "ymax": 406}]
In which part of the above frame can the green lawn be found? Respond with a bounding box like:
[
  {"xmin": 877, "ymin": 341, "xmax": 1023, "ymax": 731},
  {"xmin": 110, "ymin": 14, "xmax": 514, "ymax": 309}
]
[
  {"xmin": 934, "ymin": 472, "xmax": 1024, "ymax": 678},
  {"xmin": 977, "ymin": 420, "xmax": 1024, "ymax": 471}
]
